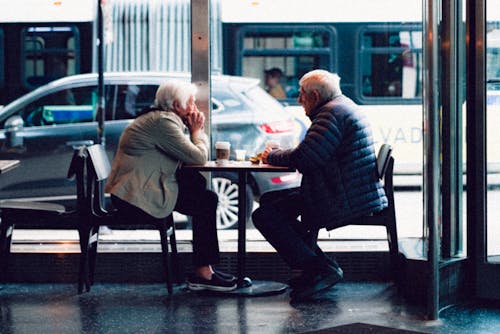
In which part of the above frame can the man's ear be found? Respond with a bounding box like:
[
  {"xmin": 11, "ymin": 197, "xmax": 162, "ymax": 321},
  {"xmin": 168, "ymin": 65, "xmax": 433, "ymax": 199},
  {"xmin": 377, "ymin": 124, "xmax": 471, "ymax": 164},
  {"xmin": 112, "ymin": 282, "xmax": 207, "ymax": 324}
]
[{"xmin": 312, "ymin": 89, "xmax": 321, "ymax": 103}]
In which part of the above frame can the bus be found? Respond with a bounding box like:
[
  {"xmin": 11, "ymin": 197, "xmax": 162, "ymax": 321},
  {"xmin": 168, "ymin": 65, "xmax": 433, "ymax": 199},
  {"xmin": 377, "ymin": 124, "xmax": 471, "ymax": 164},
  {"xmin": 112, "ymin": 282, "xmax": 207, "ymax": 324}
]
[
  {"xmin": 0, "ymin": 0, "xmax": 222, "ymax": 104},
  {"xmin": 219, "ymin": 0, "xmax": 500, "ymax": 180},
  {"xmin": 221, "ymin": 0, "xmax": 423, "ymax": 178},
  {"xmin": 2, "ymin": 0, "xmax": 500, "ymax": 181},
  {"xmin": 0, "ymin": 0, "xmax": 97, "ymax": 106}
]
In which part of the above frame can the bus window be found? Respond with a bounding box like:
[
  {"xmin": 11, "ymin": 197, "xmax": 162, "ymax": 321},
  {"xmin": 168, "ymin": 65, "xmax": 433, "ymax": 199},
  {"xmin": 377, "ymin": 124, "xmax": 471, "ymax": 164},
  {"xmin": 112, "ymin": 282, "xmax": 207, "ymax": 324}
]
[
  {"xmin": 487, "ymin": 26, "xmax": 500, "ymax": 82},
  {"xmin": 359, "ymin": 26, "xmax": 422, "ymax": 101},
  {"xmin": 487, "ymin": 25, "xmax": 500, "ymax": 105},
  {"xmin": 21, "ymin": 26, "xmax": 80, "ymax": 88},
  {"xmin": 235, "ymin": 25, "xmax": 335, "ymax": 101}
]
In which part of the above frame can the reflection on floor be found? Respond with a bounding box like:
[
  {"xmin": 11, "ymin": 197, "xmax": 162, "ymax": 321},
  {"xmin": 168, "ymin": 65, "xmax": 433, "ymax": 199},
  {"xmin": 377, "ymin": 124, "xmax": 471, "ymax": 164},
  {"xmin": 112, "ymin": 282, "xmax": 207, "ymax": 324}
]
[{"xmin": 1, "ymin": 282, "xmax": 499, "ymax": 333}]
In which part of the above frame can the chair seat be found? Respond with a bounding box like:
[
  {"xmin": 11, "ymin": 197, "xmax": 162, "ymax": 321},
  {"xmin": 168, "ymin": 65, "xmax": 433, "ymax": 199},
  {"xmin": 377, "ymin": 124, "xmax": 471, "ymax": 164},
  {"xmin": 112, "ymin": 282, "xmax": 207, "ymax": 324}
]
[
  {"xmin": 338, "ymin": 208, "xmax": 390, "ymax": 226},
  {"xmin": 0, "ymin": 147, "xmax": 89, "ymax": 293},
  {"xmin": 83, "ymin": 144, "xmax": 179, "ymax": 293},
  {"xmin": 0, "ymin": 200, "xmax": 66, "ymax": 213},
  {"xmin": 316, "ymin": 144, "xmax": 399, "ymax": 281}
]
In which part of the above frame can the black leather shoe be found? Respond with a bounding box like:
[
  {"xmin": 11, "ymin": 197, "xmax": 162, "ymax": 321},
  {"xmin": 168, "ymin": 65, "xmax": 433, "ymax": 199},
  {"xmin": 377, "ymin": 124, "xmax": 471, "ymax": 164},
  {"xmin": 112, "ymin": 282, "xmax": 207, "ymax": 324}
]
[
  {"xmin": 290, "ymin": 265, "xmax": 343, "ymax": 301},
  {"xmin": 288, "ymin": 261, "xmax": 343, "ymax": 290},
  {"xmin": 287, "ymin": 272, "xmax": 316, "ymax": 290}
]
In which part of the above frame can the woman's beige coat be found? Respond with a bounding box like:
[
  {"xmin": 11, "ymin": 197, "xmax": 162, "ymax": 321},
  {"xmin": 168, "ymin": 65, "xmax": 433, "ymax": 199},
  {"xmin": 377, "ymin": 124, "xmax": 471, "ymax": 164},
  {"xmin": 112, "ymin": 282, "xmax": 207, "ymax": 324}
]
[{"xmin": 105, "ymin": 110, "xmax": 209, "ymax": 218}]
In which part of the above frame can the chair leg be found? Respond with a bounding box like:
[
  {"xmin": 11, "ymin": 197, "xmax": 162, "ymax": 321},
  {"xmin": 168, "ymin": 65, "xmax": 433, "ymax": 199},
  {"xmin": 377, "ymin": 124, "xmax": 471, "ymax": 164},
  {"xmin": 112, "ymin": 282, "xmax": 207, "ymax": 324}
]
[
  {"xmin": 0, "ymin": 224, "xmax": 13, "ymax": 283},
  {"xmin": 386, "ymin": 218, "xmax": 400, "ymax": 281},
  {"xmin": 88, "ymin": 227, "xmax": 100, "ymax": 287},
  {"xmin": 158, "ymin": 223, "xmax": 173, "ymax": 294},
  {"xmin": 166, "ymin": 215, "xmax": 181, "ymax": 283},
  {"xmin": 78, "ymin": 226, "xmax": 92, "ymax": 294}
]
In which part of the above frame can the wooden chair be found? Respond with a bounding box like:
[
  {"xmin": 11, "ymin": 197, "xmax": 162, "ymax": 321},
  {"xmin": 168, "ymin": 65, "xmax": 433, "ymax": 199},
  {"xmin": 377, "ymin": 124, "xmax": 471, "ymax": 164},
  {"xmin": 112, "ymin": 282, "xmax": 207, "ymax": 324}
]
[
  {"xmin": 0, "ymin": 148, "xmax": 91, "ymax": 293},
  {"xmin": 82, "ymin": 144, "xmax": 179, "ymax": 294},
  {"xmin": 315, "ymin": 144, "xmax": 399, "ymax": 279}
]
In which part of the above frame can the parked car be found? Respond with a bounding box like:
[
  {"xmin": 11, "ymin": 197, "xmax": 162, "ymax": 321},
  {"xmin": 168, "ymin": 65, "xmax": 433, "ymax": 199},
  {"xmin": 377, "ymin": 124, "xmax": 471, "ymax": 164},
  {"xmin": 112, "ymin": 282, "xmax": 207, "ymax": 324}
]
[{"xmin": 0, "ymin": 72, "xmax": 301, "ymax": 229}]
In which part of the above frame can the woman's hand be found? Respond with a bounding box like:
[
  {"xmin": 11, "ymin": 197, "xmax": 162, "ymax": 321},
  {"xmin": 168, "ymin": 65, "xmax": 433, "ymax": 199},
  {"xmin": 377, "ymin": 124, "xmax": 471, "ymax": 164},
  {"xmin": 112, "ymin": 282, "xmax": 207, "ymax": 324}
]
[{"xmin": 186, "ymin": 109, "xmax": 205, "ymax": 135}]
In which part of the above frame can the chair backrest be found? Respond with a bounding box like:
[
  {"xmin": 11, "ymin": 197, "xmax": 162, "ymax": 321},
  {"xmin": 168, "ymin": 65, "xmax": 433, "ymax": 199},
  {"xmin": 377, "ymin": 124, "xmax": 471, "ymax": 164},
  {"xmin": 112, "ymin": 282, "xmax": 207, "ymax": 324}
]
[
  {"xmin": 86, "ymin": 144, "xmax": 112, "ymax": 182},
  {"xmin": 66, "ymin": 146, "xmax": 88, "ymax": 210},
  {"xmin": 84, "ymin": 144, "xmax": 112, "ymax": 215},
  {"xmin": 376, "ymin": 144, "xmax": 393, "ymax": 180}
]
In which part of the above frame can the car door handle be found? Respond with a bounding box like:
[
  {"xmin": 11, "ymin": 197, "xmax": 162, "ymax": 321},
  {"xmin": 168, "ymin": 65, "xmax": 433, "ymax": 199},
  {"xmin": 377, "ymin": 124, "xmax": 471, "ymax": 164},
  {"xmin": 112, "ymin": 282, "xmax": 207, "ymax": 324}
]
[{"xmin": 66, "ymin": 140, "xmax": 94, "ymax": 149}]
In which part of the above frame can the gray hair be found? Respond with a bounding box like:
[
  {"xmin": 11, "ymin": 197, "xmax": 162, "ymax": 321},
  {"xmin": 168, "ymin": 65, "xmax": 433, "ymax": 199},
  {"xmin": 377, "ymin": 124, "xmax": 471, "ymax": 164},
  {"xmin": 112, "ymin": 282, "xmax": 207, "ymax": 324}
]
[
  {"xmin": 154, "ymin": 80, "xmax": 198, "ymax": 111},
  {"xmin": 299, "ymin": 70, "xmax": 342, "ymax": 103}
]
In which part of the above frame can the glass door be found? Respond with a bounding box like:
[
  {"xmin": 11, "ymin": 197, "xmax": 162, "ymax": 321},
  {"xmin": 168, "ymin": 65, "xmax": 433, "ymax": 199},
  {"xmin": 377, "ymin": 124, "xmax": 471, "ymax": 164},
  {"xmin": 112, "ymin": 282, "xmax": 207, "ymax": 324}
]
[
  {"xmin": 471, "ymin": 0, "xmax": 500, "ymax": 299},
  {"xmin": 486, "ymin": 0, "xmax": 500, "ymax": 264}
]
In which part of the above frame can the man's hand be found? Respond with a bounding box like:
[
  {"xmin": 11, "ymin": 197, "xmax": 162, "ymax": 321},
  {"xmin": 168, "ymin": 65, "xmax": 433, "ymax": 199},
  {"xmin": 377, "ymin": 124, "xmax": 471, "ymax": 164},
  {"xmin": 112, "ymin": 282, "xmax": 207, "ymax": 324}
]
[{"xmin": 261, "ymin": 146, "xmax": 273, "ymax": 164}]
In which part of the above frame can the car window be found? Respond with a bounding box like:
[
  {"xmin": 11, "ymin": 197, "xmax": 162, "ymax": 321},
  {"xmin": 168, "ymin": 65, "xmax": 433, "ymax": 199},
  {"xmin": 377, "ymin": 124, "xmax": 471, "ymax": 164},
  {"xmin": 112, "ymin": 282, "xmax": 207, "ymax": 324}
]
[
  {"xmin": 242, "ymin": 85, "xmax": 284, "ymax": 111},
  {"xmin": 21, "ymin": 85, "xmax": 97, "ymax": 126},
  {"xmin": 112, "ymin": 84, "xmax": 158, "ymax": 120},
  {"xmin": 212, "ymin": 88, "xmax": 244, "ymax": 113}
]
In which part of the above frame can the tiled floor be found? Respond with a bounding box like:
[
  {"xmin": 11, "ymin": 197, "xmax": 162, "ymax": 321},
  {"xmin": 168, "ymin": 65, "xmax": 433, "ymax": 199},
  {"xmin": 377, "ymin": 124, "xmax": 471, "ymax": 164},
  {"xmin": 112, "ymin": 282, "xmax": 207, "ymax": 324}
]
[{"xmin": 1, "ymin": 282, "xmax": 499, "ymax": 334}]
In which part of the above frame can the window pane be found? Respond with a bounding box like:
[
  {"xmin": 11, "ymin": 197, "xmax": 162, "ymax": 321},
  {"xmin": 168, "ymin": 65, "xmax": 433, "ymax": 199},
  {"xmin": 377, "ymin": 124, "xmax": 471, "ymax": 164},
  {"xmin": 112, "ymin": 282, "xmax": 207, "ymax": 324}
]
[
  {"xmin": 360, "ymin": 29, "xmax": 422, "ymax": 98},
  {"xmin": 21, "ymin": 86, "xmax": 96, "ymax": 126},
  {"xmin": 222, "ymin": 0, "xmax": 424, "ymax": 243},
  {"xmin": 487, "ymin": 17, "xmax": 500, "ymax": 260},
  {"xmin": 22, "ymin": 26, "xmax": 79, "ymax": 88}
]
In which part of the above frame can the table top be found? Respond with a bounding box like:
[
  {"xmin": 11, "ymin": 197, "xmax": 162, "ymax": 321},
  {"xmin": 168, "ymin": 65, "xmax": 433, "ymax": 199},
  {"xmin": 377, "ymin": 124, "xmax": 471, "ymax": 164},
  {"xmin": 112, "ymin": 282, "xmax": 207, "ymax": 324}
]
[
  {"xmin": 183, "ymin": 160, "xmax": 295, "ymax": 173},
  {"xmin": 0, "ymin": 160, "xmax": 20, "ymax": 174}
]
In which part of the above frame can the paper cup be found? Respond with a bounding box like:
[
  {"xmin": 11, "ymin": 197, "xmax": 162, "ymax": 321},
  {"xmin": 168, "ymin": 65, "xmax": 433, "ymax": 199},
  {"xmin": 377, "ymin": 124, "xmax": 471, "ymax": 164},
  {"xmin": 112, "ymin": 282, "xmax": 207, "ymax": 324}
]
[
  {"xmin": 235, "ymin": 149, "xmax": 246, "ymax": 161},
  {"xmin": 215, "ymin": 141, "xmax": 231, "ymax": 164}
]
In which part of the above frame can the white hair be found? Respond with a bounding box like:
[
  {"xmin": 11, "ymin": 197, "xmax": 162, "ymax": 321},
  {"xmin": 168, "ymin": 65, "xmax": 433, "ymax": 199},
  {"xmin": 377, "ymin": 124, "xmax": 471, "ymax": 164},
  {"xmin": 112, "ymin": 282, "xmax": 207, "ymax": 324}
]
[
  {"xmin": 154, "ymin": 80, "xmax": 197, "ymax": 111},
  {"xmin": 299, "ymin": 70, "xmax": 342, "ymax": 103}
]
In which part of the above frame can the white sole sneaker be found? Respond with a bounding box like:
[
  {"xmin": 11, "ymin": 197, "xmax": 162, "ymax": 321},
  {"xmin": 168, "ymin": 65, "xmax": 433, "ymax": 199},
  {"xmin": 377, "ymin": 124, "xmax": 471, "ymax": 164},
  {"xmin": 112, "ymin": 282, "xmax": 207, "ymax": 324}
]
[{"xmin": 187, "ymin": 281, "xmax": 237, "ymax": 292}]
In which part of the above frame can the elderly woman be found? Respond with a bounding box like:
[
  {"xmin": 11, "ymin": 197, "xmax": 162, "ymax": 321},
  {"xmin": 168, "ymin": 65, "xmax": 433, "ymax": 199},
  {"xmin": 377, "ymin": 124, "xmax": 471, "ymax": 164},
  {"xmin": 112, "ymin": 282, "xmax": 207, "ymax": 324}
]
[
  {"xmin": 105, "ymin": 80, "xmax": 236, "ymax": 292},
  {"xmin": 252, "ymin": 70, "xmax": 388, "ymax": 300}
]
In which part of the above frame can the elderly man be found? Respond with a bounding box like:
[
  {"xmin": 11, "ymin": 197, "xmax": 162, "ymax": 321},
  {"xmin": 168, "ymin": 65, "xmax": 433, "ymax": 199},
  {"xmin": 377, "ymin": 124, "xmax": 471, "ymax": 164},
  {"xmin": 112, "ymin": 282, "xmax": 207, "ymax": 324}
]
[
  {"xmin": 105, "ymin": 80, "xmax": 236, "ymax": 292},
  {"xmin": 252, "ymin": 69, "xmax": 388, "ymax": 300}
]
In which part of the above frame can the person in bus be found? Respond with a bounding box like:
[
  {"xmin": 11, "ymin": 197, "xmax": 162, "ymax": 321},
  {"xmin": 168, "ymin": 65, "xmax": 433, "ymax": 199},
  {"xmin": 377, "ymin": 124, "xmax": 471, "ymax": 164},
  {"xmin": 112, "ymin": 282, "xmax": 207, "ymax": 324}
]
[
  {"xmin": 264, "ymin": 67, "xmax": 287, "ymax": 99},
  {"xmin": 105, "ymin": 80, "xmax": 237, "ymax": 292},
  {"xmin": 252, "ymin": 69, "xmax": 388, "ymax": 301}
]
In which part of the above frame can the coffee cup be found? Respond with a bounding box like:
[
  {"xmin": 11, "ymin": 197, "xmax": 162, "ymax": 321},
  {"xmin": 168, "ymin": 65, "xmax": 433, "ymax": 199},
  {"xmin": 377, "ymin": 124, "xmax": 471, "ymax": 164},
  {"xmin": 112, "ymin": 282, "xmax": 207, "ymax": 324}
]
[{"xmin": 215, "ymin": 141, "xmax": 231, "ymax": 164}]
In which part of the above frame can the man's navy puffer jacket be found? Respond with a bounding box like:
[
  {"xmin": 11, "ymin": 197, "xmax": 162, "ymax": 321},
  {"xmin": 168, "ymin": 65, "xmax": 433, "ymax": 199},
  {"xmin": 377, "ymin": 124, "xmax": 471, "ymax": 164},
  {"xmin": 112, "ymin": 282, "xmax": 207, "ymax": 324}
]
[{"xmin": 266, "ymin": 95, "xmax": 388, "ymax": 230}]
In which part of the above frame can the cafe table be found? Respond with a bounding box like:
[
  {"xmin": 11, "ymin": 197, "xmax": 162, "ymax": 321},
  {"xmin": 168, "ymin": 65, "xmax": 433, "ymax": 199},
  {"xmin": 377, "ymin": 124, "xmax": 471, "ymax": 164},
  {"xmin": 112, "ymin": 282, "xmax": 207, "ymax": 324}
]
[{"xmin": 182, "ymin": 160, "xmax": 295, "ymax": 296}]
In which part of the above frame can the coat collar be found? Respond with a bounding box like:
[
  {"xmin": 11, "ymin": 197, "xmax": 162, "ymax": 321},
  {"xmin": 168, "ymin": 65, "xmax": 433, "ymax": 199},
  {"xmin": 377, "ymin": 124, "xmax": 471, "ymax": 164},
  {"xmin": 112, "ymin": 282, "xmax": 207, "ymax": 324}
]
[{"xmin": 308, "ymin": 95, "xmax": 343, "ymax": 121}]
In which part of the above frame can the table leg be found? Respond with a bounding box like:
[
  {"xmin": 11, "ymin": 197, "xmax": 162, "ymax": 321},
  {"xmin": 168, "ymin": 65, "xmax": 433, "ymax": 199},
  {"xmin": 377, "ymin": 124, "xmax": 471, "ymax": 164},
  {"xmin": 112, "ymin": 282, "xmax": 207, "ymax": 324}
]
[
  {"xmin": 222, "ymin": 170, "xmax": 287, "ymax": 297},
  {"xmin": 237, "ymin": 171, "xmax": 248, "ymax": 288}
]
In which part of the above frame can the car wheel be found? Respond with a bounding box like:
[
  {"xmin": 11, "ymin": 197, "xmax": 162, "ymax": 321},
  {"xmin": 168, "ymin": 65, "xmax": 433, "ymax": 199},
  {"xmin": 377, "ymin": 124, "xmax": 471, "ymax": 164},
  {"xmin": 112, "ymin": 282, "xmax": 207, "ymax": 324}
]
[{"xmin": 212, "ymin": 176, "xmax": 254, "ymax": 230}]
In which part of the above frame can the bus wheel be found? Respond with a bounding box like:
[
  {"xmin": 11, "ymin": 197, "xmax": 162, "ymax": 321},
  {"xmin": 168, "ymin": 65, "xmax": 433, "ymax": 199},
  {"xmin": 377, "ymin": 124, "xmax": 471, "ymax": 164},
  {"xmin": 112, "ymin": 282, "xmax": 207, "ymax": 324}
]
[{"xmin": 212, "ymin": 176, "xmax": 254, "ymax": 230}]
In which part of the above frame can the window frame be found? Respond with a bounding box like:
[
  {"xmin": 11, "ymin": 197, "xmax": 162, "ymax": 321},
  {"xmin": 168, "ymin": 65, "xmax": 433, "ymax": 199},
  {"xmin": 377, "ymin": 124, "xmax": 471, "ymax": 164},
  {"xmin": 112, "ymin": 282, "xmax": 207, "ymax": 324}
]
[
  {"xmin": 20, "ymin": 25, "xmax": 81, "ymax": 90},
  {"xmin": 234, "ymin": 24, "xmax": 337, "ymax": 104},
  {"xmin": 357, "ymin": 24, "xmax": 423, "ymax": 105}
]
